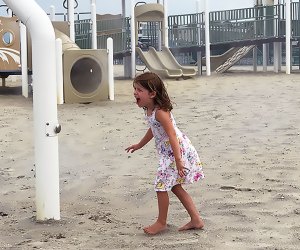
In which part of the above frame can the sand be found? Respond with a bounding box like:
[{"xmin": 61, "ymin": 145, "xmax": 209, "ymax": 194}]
[{"xmin": 1, "ymin": 66, "xmax": 300, "ymax": 249}]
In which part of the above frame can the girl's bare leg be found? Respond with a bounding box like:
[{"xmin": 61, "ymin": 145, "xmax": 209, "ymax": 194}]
[
  {"xmin": 143, "ymin": 191, "xmax": 169, "ymax": 235},
  {"xmin": 171, "ymin": 184, "xmax": 204, "ymax": 231}
]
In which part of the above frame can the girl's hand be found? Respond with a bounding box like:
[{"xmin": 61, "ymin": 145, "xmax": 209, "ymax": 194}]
[
  {"xmin": 176, "ymin": 159, "xmax": 186, "ymax": 177},
  {"xmin": 125, "ymin": 144, "xmax": 141, "ymax": 153}
]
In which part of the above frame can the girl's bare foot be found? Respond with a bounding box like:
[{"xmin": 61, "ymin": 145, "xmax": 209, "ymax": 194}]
[
  {"xmin": 178, "ymin": 219, "xmax": 204, "ymax": 231},
  {"xmin": 143, "ymin": 221, "xmax": 167, "ymax": 235}
]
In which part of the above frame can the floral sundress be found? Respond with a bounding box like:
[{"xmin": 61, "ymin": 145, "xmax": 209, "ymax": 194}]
[{"xmin": 146, "ymin": 109, "xmax": 204, "ymax": 191}]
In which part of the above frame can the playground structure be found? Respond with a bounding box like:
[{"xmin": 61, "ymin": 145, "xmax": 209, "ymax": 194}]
[
  {"xmin": 0, "ymin": 16, "xmax": 22, "ymax": 86},
  {"xmin": 2, "ymin": 1, "xmax": 300, "ymax": 91},
  {"xmin": 53, "ymin": 23, "xmax": 109, "ymax": 103},
  {"xmin": 0, "ymin": 3, "xmax": 112, "ymax": 104},
  {"xmin": 134, "ymin": 3, "xmax": 196, "ymax": 78},
  {"xmin": 73, "ymin": 0, "xmax": 299, "ymax": 76}
]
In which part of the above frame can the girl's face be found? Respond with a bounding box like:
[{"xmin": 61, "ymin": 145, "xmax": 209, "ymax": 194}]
[{"xmin": 133, "ymin": 82, "xmax": 156, "ymax": 109}]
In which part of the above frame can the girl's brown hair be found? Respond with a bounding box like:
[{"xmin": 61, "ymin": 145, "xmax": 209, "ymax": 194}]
[{"xmin": 133, "ymin": 72, "xmax": 173, "ymax": 111}]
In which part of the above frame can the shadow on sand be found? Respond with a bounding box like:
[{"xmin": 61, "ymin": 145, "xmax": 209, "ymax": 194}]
[{"xmin": 0, "ymin": 86, "xmax": 22, "ymax": 95}]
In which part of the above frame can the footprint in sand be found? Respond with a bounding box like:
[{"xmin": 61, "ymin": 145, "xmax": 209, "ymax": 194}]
[{"xmin": 220, "ymin": 186, "xmax": 253, "ymax": 192}]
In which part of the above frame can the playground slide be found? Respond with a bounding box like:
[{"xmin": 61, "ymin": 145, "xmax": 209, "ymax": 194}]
[
  {"xmin": 136, "ymin": 47, "xmax": 197, "ymax": 78},
  {"xmin": 136, "ymin": 47, "xmax": 182, "ymax": 78},
  {"xmin": 54, "ymin": 28, "xmax": 80, "ymax": 51},
  {"xmin": 202, "ymin": 47, "xmax": 241, "ymax": 71},
  {"xmin": 215, "ymin": 45, "xmax": 255, "ymax": 73},
  {"xmin": 151, "ymin": 46, "xmax": 196, "ymax": 77}
]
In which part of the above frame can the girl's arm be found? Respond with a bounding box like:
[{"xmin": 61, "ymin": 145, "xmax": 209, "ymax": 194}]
[
  {"xmin": 125, "ymin": 128, "xmax": 153, "ymax": 153},
  {"xmin": 156, "ymin": 109, "xmax": 185, "ymax": 177}
]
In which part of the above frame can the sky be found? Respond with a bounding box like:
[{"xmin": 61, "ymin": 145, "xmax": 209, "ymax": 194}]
[{"xmin": 0, "ymin": 0, "xmax": 256, "ymax": 18}]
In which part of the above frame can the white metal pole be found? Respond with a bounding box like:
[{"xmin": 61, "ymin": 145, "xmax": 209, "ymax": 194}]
[
  {"xmin": 107, "ymin": 37, "xmax": 114, "ymax": 100},
  {"xmin": 122, "ymin": 0, "xmax": 126, "ymax": 17},
  {"xmin": 68, "ymin": 0, "xmax": 75, "ymax": 42},
  {"xmin": 20, "ymin": 21, "xmax": 28, "ymax": 98},
  {"xmin": 91, "ymin": 0, "xmax": 97, "ymax": 49},
  {"xmin": 279, "ymin": 40, "xmax": 282, "ymax": 71},
  {"xmin": 253, "ymin": 0, "xmax": 257, "ymax": 72},
  {"xmin": 196, "ymin": 0, "xmax": 203, "ymax": 45},
  {"xmin": 131, "ymin": 0, "xmax": 136, "ymax": 79},
  {"xmin": 263, "ymin": 44, "xmax": 268, "ymax": 71},
  {"xmin": 121, "ymin": 0, "xmax": 130, "ymax": 78},
  {"xmin": 253, "ymin": 46, "xmax": 258, "ymax": 72},
  {"xmin": 204, "ymin": 0, "xmax": 211, "ymax": 76},
  {"xmin": 286, "ymin": 0, "xmax": 291, "ymax": 74},
  {"xmin": 3, "ymin": 0, "xmax": 60, "ymax": 221},
  {"xmin": 196, "ymin": 0, "xmax": 203, "ymax": 75},
  {"xmin": 50, "ymin": 5, "xmax": 55, "ymax": 21},
  {"xmin": 157, "ymin": 0, "xmax": 162, "ymax": 50},
  {"xmin": 263, "ymin": 5, "xmax": 267, "ymax": 72},
  {"xmin": 158, "ymin": 25, "xmax": 162, "ymax": 51},
  {"xmin": 163, "ymin": 0, "xmax": 168, "ymax": 47},
  {"xmin": 56, "ymin": 38, "xmax": 64, "ymax": 104},
  {"xmin": 274, "ymin": 41, "xmax": 279, "ymax": 73},
  {"xmin": 273, "ymin": 0, "xmax": 279, "ymax": 72}
]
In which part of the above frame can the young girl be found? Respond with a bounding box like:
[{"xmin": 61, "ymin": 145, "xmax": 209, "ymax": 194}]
[{"xmin": 126, "ymin": 72, "xmax": 204, "ymax": 235}]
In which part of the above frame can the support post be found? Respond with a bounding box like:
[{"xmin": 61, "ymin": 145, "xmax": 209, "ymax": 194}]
[
  {"xmin": 68, "ymin": 0, "xmax": 75, "ymax": 42},
  {"xmin": 91, "ymin": 0, "xmax": 97, "ymax": 49},
  {"xmin": 204, "ymin": 0, "xmax": 211, "ymax": 76},
  {"xmin": 121, "ymin": 0, "xmax": 128, "ymax": 78},
  {"xmin": 3, "ymin": 0, "xmax": 60, "ymax": 221},
  {"xmin": 163, "ymin": 0, "xmax": 168, "ymax": 47},
  {"xmin": 274, "ymin": 42, "xmax": 280, "ymax": 73},
  {"xmin": 196, "ymin": 0, "xmax": 204, "ymax": 76},
  {"xmin": 253, "ymin": 46, "xmax": 258, "ymax": 72},
  {"xmin": 286, "ymin": 0, "xmax": 291, "ymax": 74},
  {"xmin": 20, "ymin": 21, "xmax": 28, "ymax": 98},
  {"xmin": 124, "ymin": 55, "xmax": 132, "ymax": 78},
  {"xmin": 263, "ymin": 5, "xmax": 268, "ymax": 72},
  {"xmin": 263, "ymin": 44, "xmax": 268, "ymax": 72},
  {"xmin": 122, "ymin": 0, "xmax": 126, "ymax": 17},
  {"xmin": 107, "ymin": 37, "xmax": 114, "ymax": 101},
  {"xmin": 130, "ymin": 0, "xmax": 136, "ymax": 78}
]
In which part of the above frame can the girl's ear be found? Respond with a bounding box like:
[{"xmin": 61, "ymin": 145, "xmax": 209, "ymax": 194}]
[{"xmin": 150, "ymin": 91, "xmax": 157, "ymax": 99}]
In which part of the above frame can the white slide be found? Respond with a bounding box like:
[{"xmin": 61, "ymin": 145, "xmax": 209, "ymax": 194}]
[
  {"xmin": 136, "ymin": 46, "xmax": 196, "ymax": 78},
  {"xmin": 156, "ymin": 46, "xmax": 196, "ymax": 77}
]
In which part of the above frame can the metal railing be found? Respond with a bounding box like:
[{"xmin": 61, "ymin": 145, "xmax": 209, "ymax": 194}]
[
  {"xmin": 74, "ymin": 3, "xmax": 300, "ymax": 51},
  {"xmin": 96, "ymin": 17, "xmax": 127, "ymax": 33},
  {"xmin": 48, "ymin": 11, "xmax": 91, "ymax": 21},
  {"xmin": 96, "ymin": 17, "xmax": 130, "ymax": 52},
  {"xmin": 75, "ymin": 17, "xmax": 130, "ymax": 52},
  {"xmin": 96, "ymin": 32, "xmax": 129, "ymax": 52},
  {"xmin": 75, "ymin": 19, "xmax": 92, "ymax": 48}
]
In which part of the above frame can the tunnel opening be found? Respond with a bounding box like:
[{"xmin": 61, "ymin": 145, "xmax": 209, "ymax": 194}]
[{"xmin": 70, "ymin": 57, "xmax": 102, "ymax": 94}]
